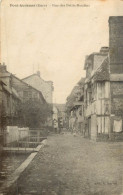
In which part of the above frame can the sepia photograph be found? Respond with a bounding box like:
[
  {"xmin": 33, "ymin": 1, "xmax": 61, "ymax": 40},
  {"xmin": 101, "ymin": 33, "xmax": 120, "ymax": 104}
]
[{"xmin": 0, "ymin": 0, "xmax": 123, "ymax": 194}]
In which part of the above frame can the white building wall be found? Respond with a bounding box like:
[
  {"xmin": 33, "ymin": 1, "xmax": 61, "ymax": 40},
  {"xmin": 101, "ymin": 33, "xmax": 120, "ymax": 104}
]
[{"xmin": 23, "ymin": 74, "xmax": 53, "ymax": 104}]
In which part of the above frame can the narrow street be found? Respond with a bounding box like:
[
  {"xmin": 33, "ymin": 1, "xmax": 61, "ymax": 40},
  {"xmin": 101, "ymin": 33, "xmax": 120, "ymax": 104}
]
[{"xmin": 7, "ymin": 132, "xmax": 123, "ymax": 195}]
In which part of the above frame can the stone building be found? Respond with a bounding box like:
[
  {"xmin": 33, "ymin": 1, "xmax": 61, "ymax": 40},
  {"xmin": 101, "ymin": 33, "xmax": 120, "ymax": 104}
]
[
  {"xmin": 22, "ymin": 71, "xmax": 54, "ymax": 127},
  {"xmin": 11, "ymin": 74, "xmax": 48, "ymax": 128},
  {"xmin": 22, "ymin": 71, "xmax": 54, "ymax": 104}
]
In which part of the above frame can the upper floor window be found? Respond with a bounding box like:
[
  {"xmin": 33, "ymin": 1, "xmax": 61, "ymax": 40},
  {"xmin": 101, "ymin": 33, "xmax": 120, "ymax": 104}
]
[
  {"xmin": 97, "ymin": 82, "xmax": 105, "ymax": 99},
  {"xmin": 33, "ymin": 92, "xmax": 38, "ymax": 99},
  {"xmin": 23, "ymin": 91, "xmax": 28, "ymax": 98},
  {"xmin": 23, "ymin": 90, "xmax": 32, "ymax": 99}
]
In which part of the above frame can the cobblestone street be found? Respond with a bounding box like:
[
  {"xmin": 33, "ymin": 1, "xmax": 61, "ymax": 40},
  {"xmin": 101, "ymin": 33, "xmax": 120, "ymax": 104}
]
[{"xmin": 7, "ymin": 133, "xmax": 123, "ymax": 195}]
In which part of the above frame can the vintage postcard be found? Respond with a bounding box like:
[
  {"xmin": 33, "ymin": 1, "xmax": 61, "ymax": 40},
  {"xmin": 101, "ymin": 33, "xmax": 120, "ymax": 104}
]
[{"xmin": 0, "ymin": 0, "xmax": 123, "ymax": 194}]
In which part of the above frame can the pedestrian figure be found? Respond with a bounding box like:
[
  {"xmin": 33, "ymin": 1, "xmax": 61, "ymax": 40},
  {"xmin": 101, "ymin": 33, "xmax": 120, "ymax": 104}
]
[
  {"xmin": 53, "ymin": 119, "xmax": 58, "ymax": 133},
  {"xmin": 70, "ymin": 113, "xmax": 76, "ymax": 134},
  {"xmin": 58, "ymin": 117, "xmax": 63, "ymax": 134},
  {"xmin": 77, "ymin": 111, "xmax": 84, "ymax": 135},
  {"xmin": 83, "ymin": 119, "xmax": 87, "ymax": 137},
  {"xmin": 73, "ymin": 115, "xmax": 78, "ymax": 136}
]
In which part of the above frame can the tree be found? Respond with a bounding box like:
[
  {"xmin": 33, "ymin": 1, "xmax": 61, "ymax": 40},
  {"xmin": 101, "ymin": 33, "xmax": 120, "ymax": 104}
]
[{"xmin": 19, "ymin": 99, "xmax": 51, "ymax": 128}]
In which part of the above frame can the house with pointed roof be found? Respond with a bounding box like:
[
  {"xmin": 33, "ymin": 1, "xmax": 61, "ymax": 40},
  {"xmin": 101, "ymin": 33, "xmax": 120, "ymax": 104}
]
[
  {"xmin": 22, "ymin": 71, "xmax": 54, "ymax": 104},
  {"xmin": 84, "ymin": 47, "xmax": 110, "ymax": 140},
  {"xmin": 0, "ymin": 64, "xmax": 49, "ymax": 128},
  {"xmin": 0, "ymin": 64, "xmax": 21, "ymax": 128},
  {"xmin": 83, "ymin": 17, "xmax": 123, "ymax": 141},
  {"xmin": 22, "ymin": 71, "xmax": 54, "ymax": 127}
]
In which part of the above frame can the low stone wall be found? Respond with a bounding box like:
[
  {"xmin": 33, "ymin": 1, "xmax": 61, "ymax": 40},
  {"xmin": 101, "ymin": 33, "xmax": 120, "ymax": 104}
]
[
  {"xmin": 96, "ymin": 133, "xmax": 109, "ymax": 142},
  {"xmin": 5, "ymin": 126, "xmax": 29, "ymax": 144},
  {"xmin": 109, "ymin": 132, "xmax": 123, "ymax": 141},
  {"xmin": 18, "ymin": 127, "xmax": 29, "ymax": 140}
]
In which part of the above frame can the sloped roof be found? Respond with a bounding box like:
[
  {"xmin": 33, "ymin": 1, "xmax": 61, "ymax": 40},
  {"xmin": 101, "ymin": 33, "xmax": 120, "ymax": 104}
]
[
  {"xmin": 2, "ymin": 84, "xmax": 21, "ymax": 100},
  {"xmin": 22, "ymin": 73, "xmax": 53, "ymax": 84},
  {"xmin": 12, "ymin": 87, "xmax": 21, "ymax": 100},
  {"xmin": 0, "ymin": 79, "xmax": 6, "ymax": 86},
  {"xmin": 93, "ymin": 57, "xmax": 110, "ymax": 81},
  {"xmin": 77, "ymin": 77, "xmax": 85, "ymax": 85},
  {"xmin": 3, "ymin": 85, "xmax": 12, "ymax": 94},
  {"xmin": 66, "ymin": 85, "xmax": 79, "ymax": 101},
  {"xmin": 0, "ymin": 72, "xmax": 11, "ymax": 77}
]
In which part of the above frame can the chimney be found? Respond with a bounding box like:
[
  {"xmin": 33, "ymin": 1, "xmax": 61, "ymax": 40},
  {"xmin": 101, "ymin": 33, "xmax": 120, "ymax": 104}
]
[
  {"xmin": 0, "ymin": 62, "xmax": 7, "ymax": 72},
  {"xmin": 37, "ymin": 71, "xmax": 40, "ymax": 77},
  {"xmin": 100, "ymin": 47, "xmax": 109, "ymax": 55},
  {"xmin": 109, "ymin": 16, "xmax": 123, "ymax": 74}
]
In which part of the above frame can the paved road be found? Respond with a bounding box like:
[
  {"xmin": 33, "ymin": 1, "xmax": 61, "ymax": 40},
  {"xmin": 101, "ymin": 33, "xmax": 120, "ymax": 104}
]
[{"xmin": 8, "ymin": 133, "xmax": 123, "ymax": 195}]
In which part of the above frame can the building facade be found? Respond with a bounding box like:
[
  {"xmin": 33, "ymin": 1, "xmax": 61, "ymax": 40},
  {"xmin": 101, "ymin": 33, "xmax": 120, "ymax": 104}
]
[
  {"xmin": 11, "ymin": 74, "xmax": 48, "ymax": 128},
  {"xmin": 66, "ymin": 16, "xmax": 123, "ymax": 141},
  {"xmin": 22, "ymin": 71, "xmax": 54, "ymax": 104},
  {"xmin": 84, "ymin": 50, "xmax": 110, "ymax": 140},
  {"xmin": 53, "ymin": 105, "xmax": 59, "ymax": 131},
  {"xmin": 0, "ymin": 64, "xmax": 21, "ymax": 128},
  {"xmin": 22, "ymin": 71, "xmax": 54, "ymax": 127},
  {"xmin": 83, "ymin": 16, "xmax": 123, "ymax": 141},
  {"xmin": 0, "ymin": 64, "xmax": 49, "ymax": 129}
]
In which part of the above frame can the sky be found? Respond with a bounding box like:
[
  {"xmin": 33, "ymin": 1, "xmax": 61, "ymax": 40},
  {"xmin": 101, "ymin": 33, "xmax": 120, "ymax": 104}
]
[{"xmin": 1, "ymin": 0, "xmax": 123, "ymax": 103}]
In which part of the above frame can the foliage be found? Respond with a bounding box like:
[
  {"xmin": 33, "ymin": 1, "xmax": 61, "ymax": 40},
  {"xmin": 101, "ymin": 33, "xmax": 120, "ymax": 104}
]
[{"xmin": 19, "ymin": 99, "xmax": 52, "ymax": 128}]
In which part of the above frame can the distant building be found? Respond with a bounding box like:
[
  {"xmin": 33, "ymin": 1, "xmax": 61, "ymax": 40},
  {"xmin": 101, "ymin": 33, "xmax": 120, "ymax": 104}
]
[
  {"xmin": 22, "ymin": 71, "xmax": 54, "ymax": 127},
  {"xmin": 66, "ymin": 78, "xmax": 85, "ymax": 133},
  {"xmin": 22, "ymin": 71, "xmax": 54, "ymax": 104},
  {"xmin": 53, "ymin": 105, "xmax": 59, "ymax": 131},
  {"xmin": 54, "ymin": 104, "xmax": 65, "ymax": 119},
  {"xmin": 11, "ymin": 74, "xmax": 47, "ymax": 128},
  {"xmin": 53, "ymin": 104, "xmax": 66, "ymax": 130}
]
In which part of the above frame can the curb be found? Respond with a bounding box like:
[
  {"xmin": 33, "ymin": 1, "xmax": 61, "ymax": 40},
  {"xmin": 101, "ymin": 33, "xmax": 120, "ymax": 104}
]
[{"xmin": 0, "ymin": 140, "xmax": 47, "ymax": 194}]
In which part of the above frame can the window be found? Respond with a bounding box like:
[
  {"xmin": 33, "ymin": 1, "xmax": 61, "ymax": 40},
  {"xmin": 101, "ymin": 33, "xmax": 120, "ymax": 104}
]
[
  {"xmin": 97, "ymin": 82, "xmax": 105, "ymax": 99},
  {"xmin": 28, "ymin": 91, "xmax": 32, "ymax": 99},
  {"xmin": 33, "ymin": 92, "xmax": 38, "ymax": 99},
  {"xmin": 23, "ymin": 91, "xmax": 28, "ymax": 98}
]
